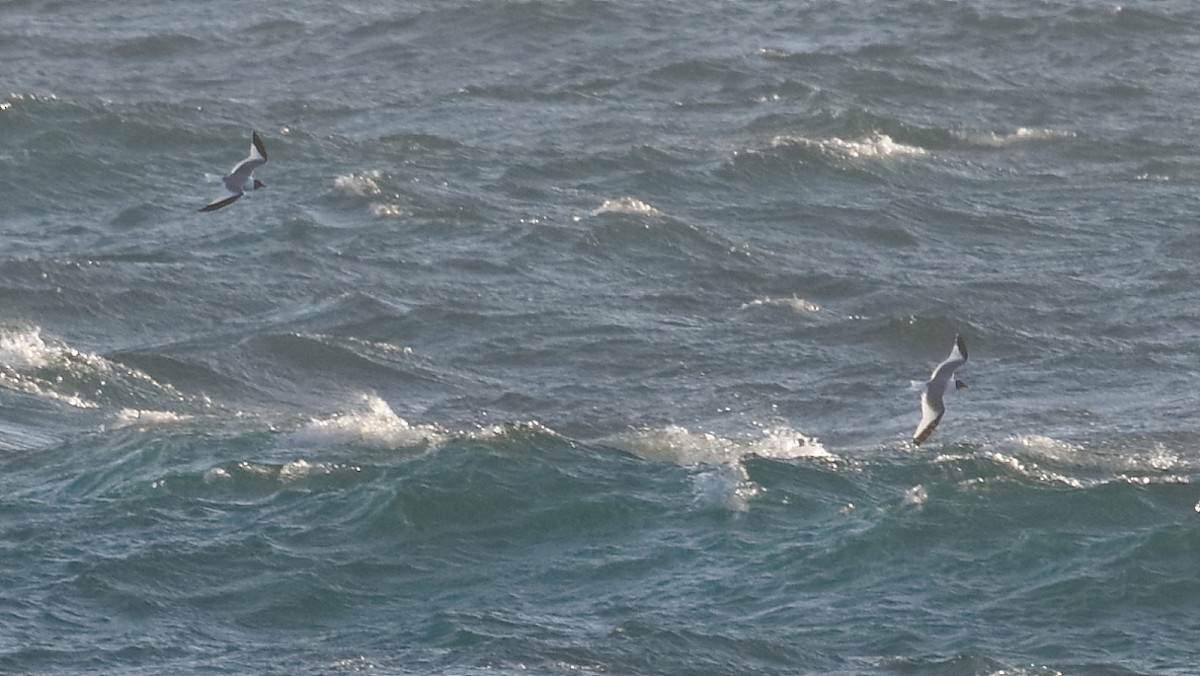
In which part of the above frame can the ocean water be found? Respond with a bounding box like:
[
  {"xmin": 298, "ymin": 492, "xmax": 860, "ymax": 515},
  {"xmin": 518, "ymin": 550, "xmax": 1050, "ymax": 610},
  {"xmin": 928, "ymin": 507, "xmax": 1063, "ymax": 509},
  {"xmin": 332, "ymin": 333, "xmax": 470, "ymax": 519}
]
[{"xmin": 2, "ymin": 0, "xmax": 1200, "ymax": 673}]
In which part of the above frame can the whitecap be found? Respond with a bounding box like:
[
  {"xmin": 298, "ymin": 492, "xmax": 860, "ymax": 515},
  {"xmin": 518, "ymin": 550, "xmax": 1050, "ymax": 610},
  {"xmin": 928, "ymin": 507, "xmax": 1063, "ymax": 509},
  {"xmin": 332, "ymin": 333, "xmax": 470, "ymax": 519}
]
[
  {"xmin": 0, "ymin": 325, "xmax": 184, "ymax": 409},
  {"xmin": 465, "ymin": 419, "xmax": 560, "ymax": 440},
  {"xmin": 279, "ymin": 458, "xmax": 313, "ymax": 481},
  {"xmin": 368, "ymin": 202, "xmax": 409, "ymax": 217},
  {"xmin": 332, "ymin": 169, "xmax": 384, "ymax": 197},
  {"xmin": 1013, "ymin": 434, "xmax": 1188, "ymax": 482},
  {"xmin": 903, "ymin": 484, "xmax": 928, "ymax": 506},
  {"xmin": 741, "ymin": 296, "xmax": 821, "ymax": 314},
  {"xmin": 692, "ymin": 464, "xmax": 758, "ymax": 511},
  {"xmin": 613, "ymin": 423, "xmax": 830, "ymax": 466},
  {"xmin": 608, "ymin": 424, "xmax": 832, "ymax": 511},
  {"xmin": 745, "ymin": 425, "xmax": 833, "ymax": 461},
  {"xmin": 1144, "ymin": 443, "xmax": 1180, "ymax": 472},
  {"xmin": 771, "ymin": 132, "xmax": 927, "ymax": 160},
  {"xmin": 592, "ymin": 196, "xmax": 663, "ymax": 217},
  {"xmin": 1112, "ymin": 442, "xmax": 1186, "ymax": 479},
  {"xmin": 611, "ymin": 424, "xmax": 738, "ymax": 466},
  {"xmin": 0, "ymin": 325, "xmax": 57, "ymax": 370},
  {"xmin": 215, "ymin": 458, "xmax": 359, "ymax": 485},
  {"xmin": 1016, "ymin": 433, "xmax": 1084, "ymax": 462},
  {"xmin": 202, "ymin": 466, "xmax": 231, "ymax": 484},
  {"xmin": 330, "ymin": 656, "xmax": 381, "ymax": 672},
  {"xmin": 111, "ymin": 408, "xmax": 191, "ymax": 429},
  {"xmin": 0, "ymin": 92, "xmax": 58, "ymax": 110},
  {"xmin": 985, "ymin": 450, "xmax": 1085, "ymax": 488},
  {"xmin": 331, "ymin": 170, "xmax": 411, "ymax": 217},
  {"xmin": 1134, "ymin": 172, "xmax": 1171, "ymax": 182},
  {"xmin": 954, "ymin": 127, "xmax": 1076, "ymax": 147},
  {"xmin": 294, "ymin": 393, "xmax": 447, "ymax": 450}
]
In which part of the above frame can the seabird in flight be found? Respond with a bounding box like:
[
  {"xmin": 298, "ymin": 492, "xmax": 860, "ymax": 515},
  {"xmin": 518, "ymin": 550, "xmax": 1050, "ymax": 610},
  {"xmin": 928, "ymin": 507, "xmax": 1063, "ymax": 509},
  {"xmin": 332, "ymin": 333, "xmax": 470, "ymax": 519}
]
[
  {"xmin": 912, "ymin": 334, "xmax": 969, "ymax": 446},
  {"xmin": 200, "ymin": 131, "xmax": 268, "ymax": 212}
]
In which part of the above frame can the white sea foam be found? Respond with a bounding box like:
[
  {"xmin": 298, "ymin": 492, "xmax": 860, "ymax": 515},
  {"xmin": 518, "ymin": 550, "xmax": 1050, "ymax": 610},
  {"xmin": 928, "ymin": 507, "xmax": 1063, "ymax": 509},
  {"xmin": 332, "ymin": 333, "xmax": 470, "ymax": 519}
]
[
  {"xmin": 279, "ymin": 458, "xmax": 314, "ymax": 481},
  {"xmin": 903, "ymin": 484, "xmax": 928, "ymax": 506},
  {"xmin": 933, "ymin": 448, "xmax": 1085, "ymax": 489},
  {"xmin": 332, "ymin": 170, "xmax": 411, "ymax": 217},
  {"xmin": 772, "ymin": 132, "xmax": 927, "ymax": 160},
  {"xmin": 0, "ymin": 326, "xmax": 57, "ymax": 370},
  {"xmin": 593, "ymin": 197, "xmax": 663, "ymax": 217},
  {"xmin": 204, "ymin": 458, "xmax": 362, "ymax": 485},
  {"xmin": 982, "ymin": 665, "xmax": 1064, "ymax": 676},
  {"xmin": 1142, "ymin": 443, "xmax": 1180, "ymax": 472},
  {"xmin": 614, "ymin": 423, "xmax": 830, "ymax": 466},
  {"xmin": 746, "ymin": 425, "xmax": 833, "ymax": 461},
  {"xmin": 330, "ymin": 656, "xmax": 381, "ymax": 672},
  {"xmin": 1016, "ymin": 433, "xmax": 1084, "ymax": 462},
  {"xmin": 111, "ymin": 409, "xmax": 192, "ymax": 429},
  {"xmin": 1134, "ymin": 172, "xmax": 1171, "ymax": 182},
  {"xmin": 369, "ymin": 202, "xmax": 409, "ymax": 217},
  {"xmin": 741, "ymin": 296, "xmax": 821, "ymax": 314},
  {"xmin": 945, "ymin": 435, "xmax": 1196, "ymax": 491},
  {"xmin": 294, "ymin": 393, "xmax": 447, "ymax": 450},
  {"xmin": 954, "ymin": 127, "xmax": 1076, "ymax": 147},
  {"xmin": 203, "ymin": 466, "xmax": 231, "ymax": 484},
  {"xmin": 333, "ymin": 169, "xmax": 383, "ymax": 197},
  {"xmin": 614, "ymin": 425, "xmax": 730, "ymax": 465},
  {"xmin": 465, "ymin": 419, "xmax": 560, "ymax": 441},
  {"xmin": 0, "ymin": 326, "xmax": 183, "ymax": 409},
  {"xmin": 691, "ymin": 464, "xmax": 758, "ymax": 511},
  {"xmin": 1110, "ymin": 443, "xmax": 1189, "ymax": 484},
  {"xmin": 610, "ymin": 424, "xmax": 831, "ymax": 511},
  {"xmin": 988, "ymin": 451, "xmax": 1085, "ymax": 488},
  {"xmin": 1014, "ymin": 434, "xmax": 1188, "ymax": 483},
  {"xmin": 0, "ymin": 92, "xmax": 58, "ymax": 111}
]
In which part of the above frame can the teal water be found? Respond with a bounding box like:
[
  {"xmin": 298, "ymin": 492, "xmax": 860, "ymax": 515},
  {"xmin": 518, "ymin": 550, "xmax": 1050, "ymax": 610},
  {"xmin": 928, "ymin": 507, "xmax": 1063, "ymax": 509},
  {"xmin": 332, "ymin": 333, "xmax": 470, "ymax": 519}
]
[{"xmin": 3, "ymin": 1, "xmax": 1200, "ymax": 673}]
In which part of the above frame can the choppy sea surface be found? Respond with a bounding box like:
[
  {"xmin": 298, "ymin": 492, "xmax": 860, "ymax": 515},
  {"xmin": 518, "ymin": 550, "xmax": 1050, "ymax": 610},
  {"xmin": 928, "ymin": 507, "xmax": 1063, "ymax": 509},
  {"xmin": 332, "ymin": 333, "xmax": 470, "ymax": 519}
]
[{"xmin": 3, "ymin": 1, "xmax": 1200, "ymax": 673}]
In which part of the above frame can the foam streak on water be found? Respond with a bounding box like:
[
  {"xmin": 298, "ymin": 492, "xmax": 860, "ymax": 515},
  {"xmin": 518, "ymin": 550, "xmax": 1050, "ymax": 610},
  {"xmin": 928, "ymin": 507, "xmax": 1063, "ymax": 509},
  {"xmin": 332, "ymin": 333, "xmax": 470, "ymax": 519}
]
[{"xmin": 3, "ymin": 0, "xmax": 1200, "ymax": 673}]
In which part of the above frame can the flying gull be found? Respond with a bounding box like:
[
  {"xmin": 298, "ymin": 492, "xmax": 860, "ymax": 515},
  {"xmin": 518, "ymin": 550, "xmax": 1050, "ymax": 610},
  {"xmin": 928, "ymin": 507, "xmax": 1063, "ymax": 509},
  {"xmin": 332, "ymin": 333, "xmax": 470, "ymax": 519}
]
[
  {"xmin": 200, "ymin": 131, "xmax": 268, "ymax": 212},
  {"xmin": 912, "ymin": 334, "xmax": 968, "ymax": 446}
]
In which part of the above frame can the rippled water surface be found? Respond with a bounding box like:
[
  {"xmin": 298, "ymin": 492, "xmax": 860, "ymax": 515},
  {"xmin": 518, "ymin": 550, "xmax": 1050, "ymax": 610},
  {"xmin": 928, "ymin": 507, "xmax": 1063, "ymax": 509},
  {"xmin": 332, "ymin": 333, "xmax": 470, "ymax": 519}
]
[{"xmin": 3, "ymin": 1, "xmax": 1200, "ymax": 673}]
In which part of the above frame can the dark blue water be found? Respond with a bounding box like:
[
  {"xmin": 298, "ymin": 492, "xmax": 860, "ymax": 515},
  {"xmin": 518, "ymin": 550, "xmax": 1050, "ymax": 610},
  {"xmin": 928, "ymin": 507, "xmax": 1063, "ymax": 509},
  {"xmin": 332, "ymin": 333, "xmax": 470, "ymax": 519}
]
[{"xmin": 3, "ymin": 1, "xmax": 1200, "ymax": 673}]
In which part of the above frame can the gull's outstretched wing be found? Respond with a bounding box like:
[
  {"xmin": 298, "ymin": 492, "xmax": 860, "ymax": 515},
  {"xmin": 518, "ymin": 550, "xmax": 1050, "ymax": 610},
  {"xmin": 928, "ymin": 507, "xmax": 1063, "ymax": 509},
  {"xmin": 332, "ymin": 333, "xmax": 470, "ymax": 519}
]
[
  {"xmin": 227, "ymin": 131, "xmax": 268, "ymax": 183},
  {"xmin": 199, "ymin": 192, "xmax": 243, "ymax": 212},
  {"xmin": 929, "ymin": 334, "xmax": 967, "ymax": 383},
  {"xmin": 912, "ymin": 335, "xmax": 967, "ymax": 445},
  {"xmin": 912, "ymin": 388, "xmax": 945, "ymax": 446}
]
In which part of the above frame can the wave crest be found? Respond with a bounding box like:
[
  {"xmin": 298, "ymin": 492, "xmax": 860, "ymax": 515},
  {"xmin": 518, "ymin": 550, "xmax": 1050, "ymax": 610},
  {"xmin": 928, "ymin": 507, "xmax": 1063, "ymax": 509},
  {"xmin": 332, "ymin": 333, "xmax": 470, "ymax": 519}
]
[
  {"xmin": 770, "ymin": 132, "xmax": 928, "ymax": 160},
  {"xmin": 0, "ymin": 326, "xmax": 186, "ymax": 410},
  {"xmin": 593, "ymin": 197, "xmax": 664, "ymax": 217},
  {"xmin": 608, "ymin": 424, "xmax": 831, "ymax": 511},
  {"xmin": 954, "ymin": 127, "xmax": 1077, "ymax": 147},
  {"xmin": 293, "ymin": 394, "xmax": 447, "ymax": 450}
]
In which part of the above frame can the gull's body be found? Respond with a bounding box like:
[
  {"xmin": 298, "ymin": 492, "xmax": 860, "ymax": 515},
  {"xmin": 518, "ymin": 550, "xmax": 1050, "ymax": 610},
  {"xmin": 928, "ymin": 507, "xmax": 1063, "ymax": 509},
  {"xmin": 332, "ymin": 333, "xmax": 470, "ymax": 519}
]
[
  {"xmin": 912, "ymin": 334, "xmax": 968, "ymax": 446},
  {"xmin": 200, "ymin": 131, "xmax": 268, "ymax": 212}
]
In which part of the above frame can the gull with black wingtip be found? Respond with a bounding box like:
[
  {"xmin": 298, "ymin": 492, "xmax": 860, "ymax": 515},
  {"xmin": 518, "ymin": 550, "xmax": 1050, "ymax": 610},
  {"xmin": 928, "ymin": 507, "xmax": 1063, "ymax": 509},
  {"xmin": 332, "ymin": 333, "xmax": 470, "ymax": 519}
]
[
  {"xmin": 200, "ymin": 131, "xmax": 268, "ymax": 212},
  {"xmin": 912, "ymin": 334, "xmax": 969, "ymax": 446}
]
